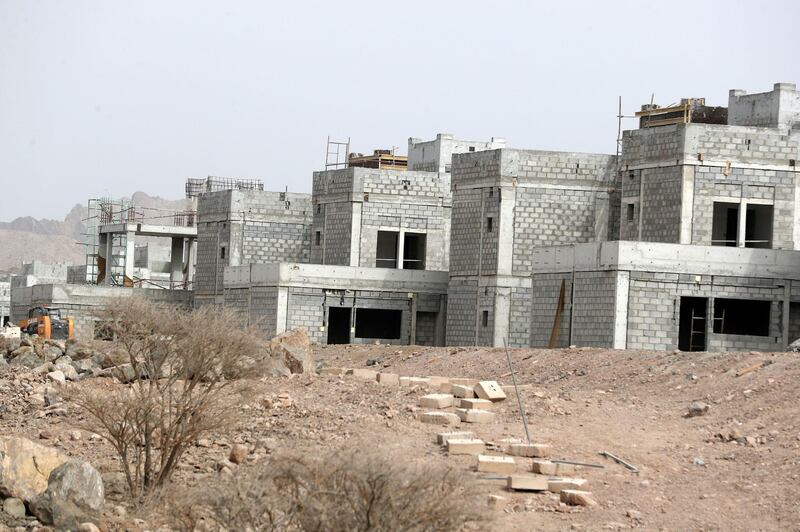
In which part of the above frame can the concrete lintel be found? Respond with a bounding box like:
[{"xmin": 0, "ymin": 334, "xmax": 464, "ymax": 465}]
[
  {"xmin": 531, "ymin": 242, "xmax": 800, "ymax": 280},
  {"xmin": 99, "ymin": 222, "xmax": 197, "ymax": 239}
]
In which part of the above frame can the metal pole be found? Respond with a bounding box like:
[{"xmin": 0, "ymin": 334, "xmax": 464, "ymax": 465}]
[{"xmin": 504, "ymin": 339, "xmax": 531, "ymax": 444}]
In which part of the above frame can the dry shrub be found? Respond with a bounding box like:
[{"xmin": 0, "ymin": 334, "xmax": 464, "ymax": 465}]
[
  {"xmin": 170, "ymin": 448, "xmax": 490, "ymax": 531},
  {"xmin": 67, "ymin": 298, "xmax": 268, "ymax": 500}
]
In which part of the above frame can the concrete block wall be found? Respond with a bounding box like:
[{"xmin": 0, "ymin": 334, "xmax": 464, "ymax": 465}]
[
  {"xmin": 571, "ymin": 271, "xmax": 617, "ymax": 347},
  {"xmin": 408, "ymin": 133, "xmax": 506, "ymax": 173},
  {"xmin": 195, "ymin": 189, "xmax": 312, "ymax": 299},
  {"xmin": 620, "ymin": 166, "xmax": 683, "ymax": 242},
  {"xmin": 530, "ymin": 273, "xmax": 573, "ymax": 348},
  {"xmin": 445, "ymin": 279, "xmax": 478, "ymax": 346},
  {"xmin": 311, "ymin": 167, "xmax": 451, "ymax": 270},
  {"xmin": 728, "ymin": 83, "xmax": 800, "ymax": 130}
]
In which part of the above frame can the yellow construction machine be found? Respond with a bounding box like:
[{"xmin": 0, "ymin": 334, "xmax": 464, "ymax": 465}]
[{"xmin": 18, "ymin": 306, "xmax": 75, "ymax": 340}]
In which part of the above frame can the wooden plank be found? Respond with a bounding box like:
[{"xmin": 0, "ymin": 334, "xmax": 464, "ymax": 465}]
[{"xmin": 548, "ymin": 279, "xmax": 566, "ymax": 349}]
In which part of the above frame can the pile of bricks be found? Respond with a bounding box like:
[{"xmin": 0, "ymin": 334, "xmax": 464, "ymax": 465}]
[{"xmin": 331, "ymin": 367, "xmax": 598, "ymax": 507}]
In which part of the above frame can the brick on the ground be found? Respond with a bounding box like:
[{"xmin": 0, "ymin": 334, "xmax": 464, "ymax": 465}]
[
  {"xmin": 348, "ymin": 368, "xmax": 378, "ymax": 380},
  {"xmin": 459, "ymin": 398, "xmax": 493, "ymax": 410},
  {"xmin": 451, "ymin": 378, "xmax": 478, "ymax": 387},
  {"xmin": 438, "ymin": 381, "xmax": 453, "ymax": 393},
  {"xmin": 376, "ymin": 372, "xmax": 400, "ymax": 385},
  {"xmin": 476, "ymin": 454, "xmax": 516, "ymax": 474},
  {"xmin": 487, "ymin": 494, "xmax": 507, "ymax": 509},
  {"xmin": 508, "ymin": 443, "xmax": 551, "ymax": 457},
  {"xmin": 447, "ymin": 438, "xmax": 485, "ymax": 455},
  {"xmin": 547, "ymin": 477, "xmax": 588, "ymax": 493},
  {"xmin": 427, "ymin": 376, "xmax": 449, "ymax": 388},
  {"xmin": 419, "ymin": 394, "xmax": 455, "ymax": 409},
  {"xmin": 452, "ymin": 384, "xmax": 476, "ymax": 398},
  {"xmin": 419, "ymin": 412, "xmax": 460, "ymax": 426},
  {"xmin": 507, "ymin": 474, "xmax": 548, "ymax": 491},
  {"xmin": 531, "ymin": 459, "xmax": 577, "ymax": 476},
  {"xmin": 456, "ymin": 408, "xmax": 495, "ymax": 423},
  {"xmin": 436, "ymin": 431, "xmax": 475, "ymax": 445},
  {"xmin": 474, "ymin": 380, "xmax": 507, "ymax": 402},
  {"xmin": 560, "ymin": 489, "xmax": 597, "ymax": 507},
  {"xmin": 400, "ymin": 376, "xmax": 431, "ymax": 386}
]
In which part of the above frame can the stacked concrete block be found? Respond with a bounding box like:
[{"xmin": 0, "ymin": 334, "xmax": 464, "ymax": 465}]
[
  {"xmin": 436, "ymin": 431, "xmax": 475, "ymax": 445},
  {"xmin": 419, "ymin": 412, "xmax": 460, "ymax": 426},
  {"xmin": 418, "ymin": 394, "xmax": 455, "ymax": 409},
  {"xmin": 446, "ymin": 438, "xmax": 485, "ymax": 455},
  {"xmin": 476, "ymin": 455, "xmax": 515, "ymax": 474}
]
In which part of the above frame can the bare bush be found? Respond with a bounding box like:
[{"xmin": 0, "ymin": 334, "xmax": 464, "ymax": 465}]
[
  {"xmin": 170, "ymin": 448, "xmax": 490, "ymax": 531},
  {"xmin": 67, "ymin": 298, "xmax": 268, "ymax": 499}
]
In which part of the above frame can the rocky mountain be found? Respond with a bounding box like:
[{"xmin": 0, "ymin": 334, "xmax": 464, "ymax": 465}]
[{"xmin": 0, "ymin": 192, "xmax": 190, "ymax": 276}]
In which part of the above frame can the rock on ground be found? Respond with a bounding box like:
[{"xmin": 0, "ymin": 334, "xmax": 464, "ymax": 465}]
[
  {"xmin": 0, "ymin": 436, "xmax": 69, "ymax": 502},
  {"xmin": 270, "ymin": 328, "xmax": 314, "ymax": 374},
  {"xmin": 30, "ymin": 459, "xmax": 105, "ymax": 530}
]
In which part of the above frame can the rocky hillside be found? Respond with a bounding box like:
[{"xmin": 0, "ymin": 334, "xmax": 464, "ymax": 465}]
[{"xmin": 0, "ymin": 192, "xmax": 190, "ymax": 275}]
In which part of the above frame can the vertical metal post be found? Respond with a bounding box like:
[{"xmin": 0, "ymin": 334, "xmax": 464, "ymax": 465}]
[{"xmin": 504, "ymin": 339, "xmax": 531, "ymax": 444}]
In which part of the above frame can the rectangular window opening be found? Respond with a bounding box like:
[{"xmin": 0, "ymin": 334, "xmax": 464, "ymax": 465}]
[
  {"xmin": 468, "ymin": 146, "xmax": 476, "ymax": 152},
  {"xmin": 315, "ymin": 231, "xmax": 321, "ymax": 246},
  {"xmin": 626, "ymin": 203, "xmax": 635, "ymax": 222},
  {"xmin": 713, "ymin": 298, "xmax": 770, "ymax": 336},
  {"xmin": 355, "ymin": 308, "xmax": 402, "ymax": 339},
  {"xmin": 327, "ymin": 307, "xmax": 351, "ymax": 344},
  {"xmin": 711, "ymin": 202, "xmax": 739, "ymax": 247},
  {"xmin": 220, "ymin": 246, "xmax": 226, "ymax": 259},
  {"xmin": 376, "ymin": 230, "xmax": 399, "ymax": 268},
  {"xmin": 486, "ymin": 217, "xmax": 493, "ymax": 233},
  {"xmin": 481, "ymin": 310, "xmax": 489, "ymax": 327},
  {"xmin": 745, "ymin": 204, "xmax": 773, "ymax": 248},
  {"xmin": 403, "ymin": 232, "xmax": 427, "ymax": 270}
]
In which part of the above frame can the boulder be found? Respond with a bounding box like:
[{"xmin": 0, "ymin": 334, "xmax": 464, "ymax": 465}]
[
  {"xmin": 789, "ymin": 338, "xmax": 800, "ymax": 352},
  {"xmin": 30, "ymin": 460, "xmax": 104, "ymax": 530},
  {"xmin": 0, "ymin": 437, "xmax": 69, "ymax": 502},
  {"xmin": 72, "ymin": 359, "xmax": 97, "ymax": 375},
  {"xmin": 270, "ymin": 329, "xmax": 314, "ymax": 374},
  {"xmin": 10, "ymin": 350, "xmax": 41, "ymax": 369},
  {"xmin": 43, "ymin": 345, "xmax": 64, "ymax": 363},
  {"xmin": 47, "ymin": 370, "xmax": 66, "ymax": 385},
  {"xmin": 3, "ymin": 496, "xmax": 26, "ymax": 518},
  {"xmin": 0, "ymin": 337, "xmax": 22, "ymax": 354},
  {"xmin": 54, "ymin": 363, "xmax": 79, "ymax": 381},
  {"xmin": 66, "ymin": 343, "xmax": 98, "ymax": 362}
]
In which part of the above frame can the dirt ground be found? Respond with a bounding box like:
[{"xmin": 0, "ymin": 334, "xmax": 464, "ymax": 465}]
[{"xmin": 2, "ymin": 344, "xmax": 799, "ymax": 531}]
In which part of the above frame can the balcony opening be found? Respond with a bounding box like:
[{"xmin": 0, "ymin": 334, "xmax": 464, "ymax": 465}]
[
  {"xmin": 376, "ymin": 231, "xmax": 399, "ymax": 268},
  {"xmin": 403, "ymin": 233, "xmax": 427, "ymax": 270},
  {"xmin": 744, "ymin": 204, "xmax": 773, "ymax": 248},
  {"xmin": 711, "ymin": 202, "xmax": 738, "ymax": 247}
]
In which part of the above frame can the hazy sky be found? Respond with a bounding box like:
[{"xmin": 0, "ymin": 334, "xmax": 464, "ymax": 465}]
[{"xmin": 1, "ymin": 0, "xmax": 798, "ymax": 221}]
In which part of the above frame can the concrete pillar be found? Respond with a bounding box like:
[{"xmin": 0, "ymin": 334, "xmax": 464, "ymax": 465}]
[
  {"xmin": 492, "ymin": 286, "xmax": 512, "ymax": 347},
  {"xmin": 124, "ymin": 231, "xmax": 136, "ymax": 281},
  {"xmin": 170, "ymin": 237, "xmax": 185, "ymax": 287},
  {"xmin": 496, "ymin": 186, "xmax": 516, "ymax": 276},
  {"xmin": 612, "ymin": 271, "xmax": 630, "ymax": 349},
  {"xmin": 781, "ymin": 282, "xmax": 791, "ymax": 348},
  {"xmin": 185, "ymin": 239, "xmax": 196, "ymax": 286},
  {"xmin": 350, "ymin": 202, "xmax": 363, "ymax": 267},
  {"xmin": 397, "ymin": 229, "xmax": 406, "ymax": 269},
  {"xmin": 679, "ymin": 165, "xmax": 695, "ymax": 244},
  {"xmin": 737, "ymin": 199, "xmax": 748, "ymax": 247},
  {"xmin": 409, "ymin": 293, "xmax": 417, "ymax": 344},
  {"xmin": 103, "ymin": 233, "xmax": 113, "ymax": 285},
  {"xmin": 276, "ymin": 287, "xmax": 289, "ymax": 335},
  {"xmin": 435, "ymin": 295, "xmax": 447, "ymax": 347}
]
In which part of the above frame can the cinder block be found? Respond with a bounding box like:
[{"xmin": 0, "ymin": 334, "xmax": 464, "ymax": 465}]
[
  {"xmin": 439, "ymin": 382, "xmax": 453, "ymax": 394},
  {"xmin": 459, "ymin": 398, "xmax": 493, "ymax": 410},
  {"xmin": 507, "ymin": 474, "xmax": 548, "ymax": 491},
  {"xmin": 400, "ymin": 376, "xmax": 431, "ymax": 387},
  {"xmin": 451, "ymin": 378, "xmax": 478, "ymax": 387},
  {"xmin": 547, "ymin": 477, "xmax": 588, "ymax": 493},
  {"xmin": 447, "ymin": 438, "xmax": 485, "ymax": 455},
  {"xmin": 436, "ymin": 431, "xmax": 475, "ymax": 445},
  {"xmin": 419, "ymin": 394, "xmax": 455, "ymax": 409},
  {"xmin": 427, "ymin": 376, "xmax": 450, "ymax": 388},
  {"xmin": 508, "ymin": 443, "xmax": 551, "ymax": 458},
  {"xmin": 452, "ymin": 384, "xmax": 476, "ymax": 398},
  {"xmin": 455, "ymin": 408, "xmax": 495, "ymax": 423},
  {"xmin": 477, "ymin": 454, "xmax": 516, "ymax": 474},
  {"xmin": 531, "ymin": 460, "xmax": 577, "ymax": 475},
  {"xmin": 320, "ymin": 367, "xmax": 346, "ymax": 376},
  {"xmin": 376, "ymin": 373, "xmax": 400, "ymax": 385},
  {"xmin": 348, "ymin": 369, "xmax": 378, "ymax": 380},
  {"xmin": 475, "ymin": 381, "xmax": 507, "ymax": 402},
  {"xmin": 560, "ymin": 489, "xmax": 597, "ymax": 507},
  {"xmin": 419, "ymin": 412, "xmax": 460, "ymax": 426}
]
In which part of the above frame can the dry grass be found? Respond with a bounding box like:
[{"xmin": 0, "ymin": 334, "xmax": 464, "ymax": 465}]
[
  {"xmin": 169, "ymin": 447, "xmax": 491, "ymax": 532},
  {"xmin": 67, "ymin": 298, "xmax": 269, "ymax": 500}
]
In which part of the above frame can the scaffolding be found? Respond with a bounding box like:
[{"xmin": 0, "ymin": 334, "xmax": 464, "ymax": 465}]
[
  {"xmin": 185, "ymin": 176, "xmax": 264, "ymax": 198},
  {"xmin": 82, "ymin": 197, "xmax": 141, "ymax": 284},
  {"xmin": 325, "ymin": 136, "xmax": 350, "ymax": 170}
]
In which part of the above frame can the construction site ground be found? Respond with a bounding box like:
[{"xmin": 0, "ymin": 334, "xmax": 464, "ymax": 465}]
[{"xmin": 2, "ymin": 344, "xmax": 798, "ymax": 531}]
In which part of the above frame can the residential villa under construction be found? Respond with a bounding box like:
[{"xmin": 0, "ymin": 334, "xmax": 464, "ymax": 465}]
[{"xmin": 9, "ymin": 82, "xmax": 800, "ymax": 352}]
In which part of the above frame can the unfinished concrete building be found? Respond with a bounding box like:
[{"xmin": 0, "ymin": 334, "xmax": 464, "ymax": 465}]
[
  {"xmin": 194, "ymin": 188, "xmax": 312, "ymax": 306},
  {"xmin": 445, "ymin": 149, "xmax": 618, "ymax": 347}
]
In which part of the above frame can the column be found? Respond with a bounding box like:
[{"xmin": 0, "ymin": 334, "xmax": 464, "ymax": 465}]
[{"xmin": 170, "ymin": 237, "xmax": 185, "ymax": 287}]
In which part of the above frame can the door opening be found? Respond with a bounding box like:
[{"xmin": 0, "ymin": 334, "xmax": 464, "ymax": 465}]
[
  {"xmin": 679, "ymin": 297, "xmax": 708, "ymax": 351},
  {"xmin": 327, "ymin": 307, "xmax": 351, "ymax": 344}
]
